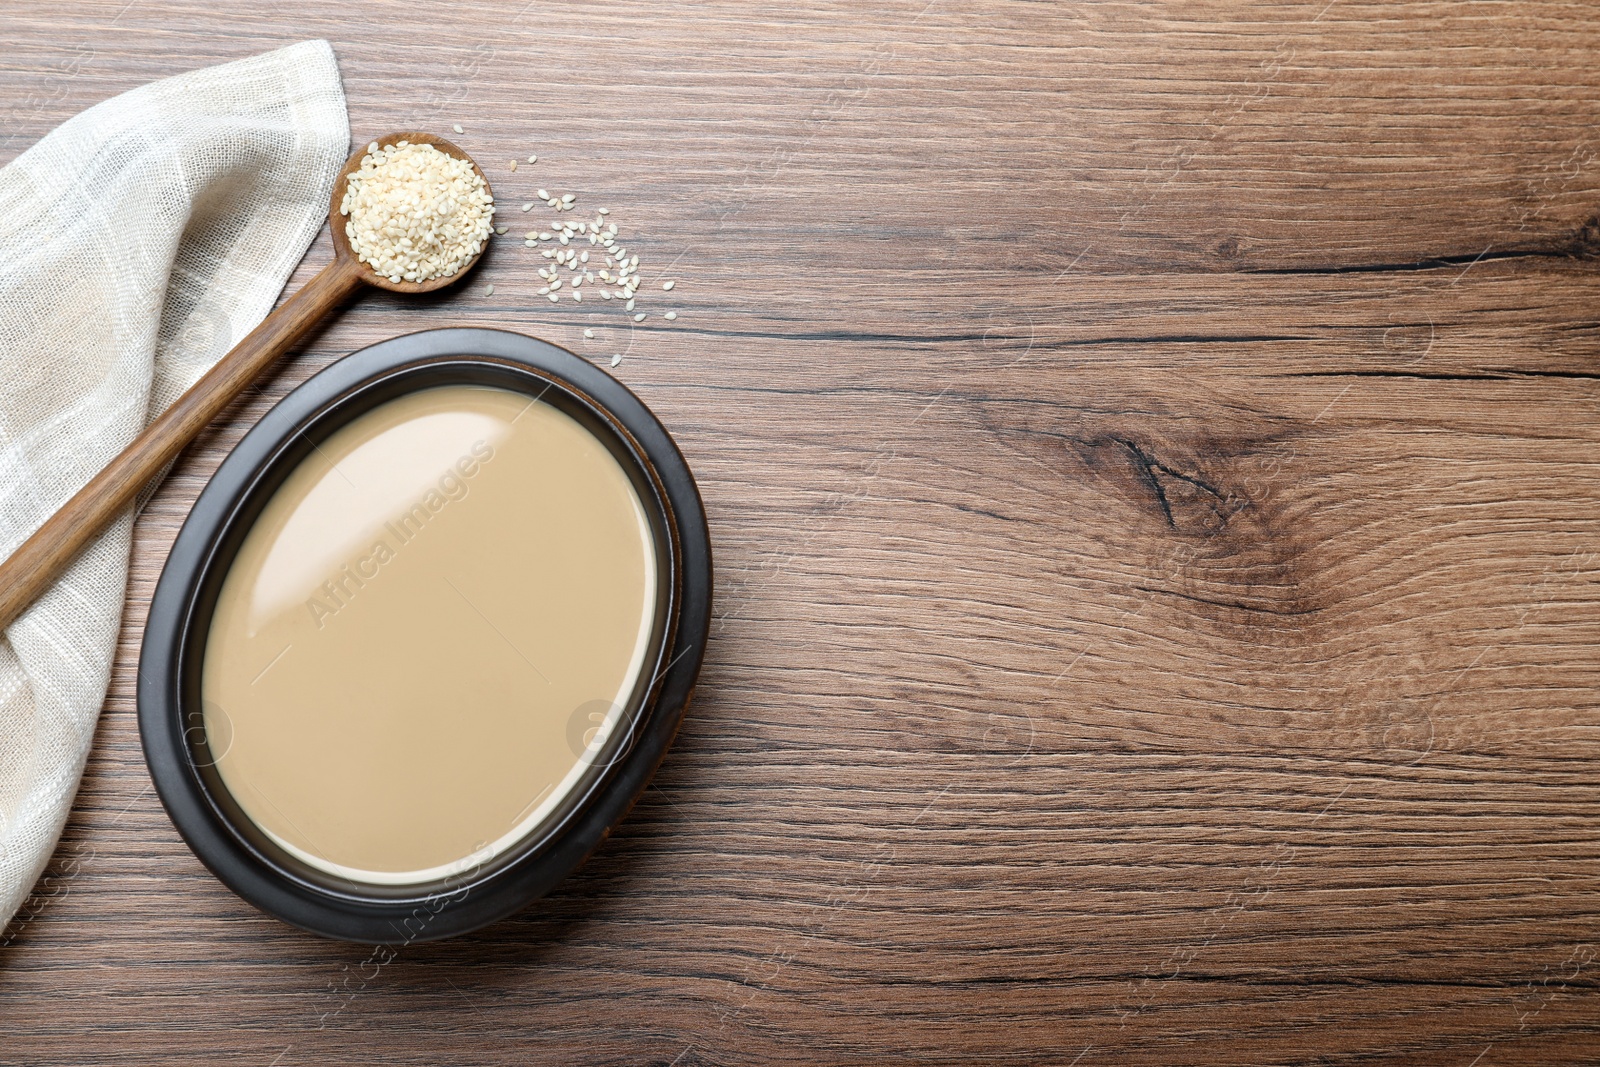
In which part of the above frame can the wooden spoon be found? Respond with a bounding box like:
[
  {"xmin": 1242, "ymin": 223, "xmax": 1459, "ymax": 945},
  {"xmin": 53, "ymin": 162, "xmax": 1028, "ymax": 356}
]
[{"xmin": 0, "ymin": 132, "xmax": 493, "ymax": 630}]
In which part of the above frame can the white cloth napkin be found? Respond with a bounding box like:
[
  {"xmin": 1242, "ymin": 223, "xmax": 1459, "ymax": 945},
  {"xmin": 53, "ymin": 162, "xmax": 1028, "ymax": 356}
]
[{"xmin": 0, "ymin": 41, "xmax": 349, "ymax": 933}]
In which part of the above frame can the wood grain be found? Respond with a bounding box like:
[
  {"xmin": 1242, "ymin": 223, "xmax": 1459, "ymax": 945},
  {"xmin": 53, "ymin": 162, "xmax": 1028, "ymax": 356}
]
[{"xmin": 3, "ymin": 1, "xmax": 1600, "ymax": 1064}]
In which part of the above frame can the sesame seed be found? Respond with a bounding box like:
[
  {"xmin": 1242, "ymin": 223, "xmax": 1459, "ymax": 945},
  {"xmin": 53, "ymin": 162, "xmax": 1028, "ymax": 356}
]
[
  {"xmin": 539, "ymin": 286, "xmax": 549, "ymax": 295},
  {"xmin": 562, "ymin": 193, "xmax": 575, "ymax": 203},
  {"xmin": 537, "ymin": 189, "xmax": 550, "ymax": 200},
  {"xmin": 584, "ymin": 328, "xmax": 595, "ymax": 339},
  {"xmin": 579, "ymin": 251, "xmax": 589, "ymax": 263},
  {"xmin": 598, "ymin": 208, "xmax": 610, "ymax": 215},
  {"xmin": 542, "ymin": 249, "xmax": 555, "ymax": 258},
  {"xmin": 496, "ymin": 226, "xmax": 508, "ymax": 235},
  {"xmin": 626, "ymin": 298, "xmax": 635, "ymax": 311},
  {"xmin": 486, "ymin": 284, "xmax": 495, "ymax": 296},
  {"xmin": 509, "ymin": 160, "xmax": 518, "ymax": 172},
  {"xmin": 662, "ymin": 280, "xmax": 675, "ymax": 291},
  {"xmin": 548, "ymin": 293, "xmax": 559, "ymax": 302},
  {"xmin": 634, "ymin": 313, "xmax": 645, "ymax": 321},
  {"xmin": 527, "ymin": 154, "xmax": 537, "ymax": 163},
  {"xmin": 453, "ymin": 124, "xmax": 464, "ymax": 134},
  {"xmin": 610, "ymin": 353, "xmax": 621, "ymax": 367},
  {"xmin": 601, "ymin": 291, "xmax": 612, "ymax": 299},
  {"xmin": 665, "ymin": 311, "xmax": 677, "ymax": 320},
  {"xmin": 551, "ymin": 279, "xmax": 561, "ymax": 289},
  {"xmin": 521, "ymin": 203, "xmax": 534, "ymax": 212},
  {"xmin": 573, "ymin": 290, "xmax": 582, "ymax": 302}
]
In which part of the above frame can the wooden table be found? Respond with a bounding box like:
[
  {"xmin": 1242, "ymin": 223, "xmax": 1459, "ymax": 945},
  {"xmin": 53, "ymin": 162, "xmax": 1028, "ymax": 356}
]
[{"xmin": 3, "ymin": 2, "xmax": 1599, "ymax": 1063}]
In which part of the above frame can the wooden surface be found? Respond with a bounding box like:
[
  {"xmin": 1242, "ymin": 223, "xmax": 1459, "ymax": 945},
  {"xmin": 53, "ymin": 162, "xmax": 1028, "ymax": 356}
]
[{"xmin": 3, "ymin": 1, "xmax": 1600, "ymax": 1063}]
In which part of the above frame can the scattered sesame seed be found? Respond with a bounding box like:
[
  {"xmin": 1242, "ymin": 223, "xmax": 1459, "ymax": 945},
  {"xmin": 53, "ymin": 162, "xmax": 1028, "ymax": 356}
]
[
  {"xmin": 610, "ymin": 353, "xmax": 621, "ymax": 367},
  {"xmin": 662, "ymin": 280, "xmax": 675, "ymax": 291},
  {"xmin": 584, "ymin": 328, "xmax": 595, "ymax": 339},
  {"xmin": 579, "ymin": 251, "xmax": 589, "ymax": 263},
  {"xmin": 521, "ymin": 203, "xmax": 534, "ymax": 212},
  {"xmin": 634, "ymin": 313, "xmax": 645, "ymax": 321},
  {"xmin": 665, "ymin": 311, "xmax": 677, "ymax": 320},
  {"xmin": 573, "ymin": 290, "xmax": 582, "ymax": 302},
  {"xmin": 542, "ymin": 249, "xmax": 555, "ymax": 258},
  {"xmin": 496, "ymin": 226, "xmax": 508, "ymax": 235},
  {"xmin": 598, "ymin": 207, "xmax": 610, "ymax": 215},
  {"xmin": 453, "ymin": 124, "xmax": 464, "ymax": 134},
  {"xmin": 486, "ymin": 284, "xmax": 495, "ymax": 296},
  {"xmin": 528, "ymin": 154, "xmax": 537, "ymax": 164},
  {"xmin": 537, "ymin": 189, "xmax": 550, "ymax": 200},
  {"xmin": 626, "ymin": 298, "xmax": 635, "ymax": 311},
  {"xmin": 562, "ymin": 193, "xmax": 576, "ymax": 203},
  {"xmin": 539, "ymin": 286, "xmax": 550, "ymax": 295},
  {"xmin": 601, "ymin": 291, "xmax": 612, "ymax": 299},
  {"xmin": 548, "ymin": 293, "xmax": 559, "ymax": 302},
  {"xmin": 551, "ymin": 278, "xmax": 562, "ymax": 289},
  {"xmin": 509, "ymin": 160, "xmax": 518, "ymax": 172}
]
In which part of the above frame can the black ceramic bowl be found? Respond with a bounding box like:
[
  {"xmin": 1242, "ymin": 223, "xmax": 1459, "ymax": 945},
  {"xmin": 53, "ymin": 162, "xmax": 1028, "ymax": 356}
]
[{"xmin": 138, "ymin": 328, "xmax": 710, "ymax": 943}]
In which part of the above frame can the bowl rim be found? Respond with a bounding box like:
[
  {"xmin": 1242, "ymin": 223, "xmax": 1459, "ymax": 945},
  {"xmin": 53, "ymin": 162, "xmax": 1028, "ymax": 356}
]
[{"xmin": 137, "ymin": 327, "xmax": 712, "ymax": 943}]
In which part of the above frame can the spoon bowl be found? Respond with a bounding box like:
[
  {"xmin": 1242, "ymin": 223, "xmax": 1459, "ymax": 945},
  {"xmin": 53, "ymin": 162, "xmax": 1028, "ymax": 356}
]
[{"xmin": 329, "ymin": 132, "xmax": 494, "ymax": 294}]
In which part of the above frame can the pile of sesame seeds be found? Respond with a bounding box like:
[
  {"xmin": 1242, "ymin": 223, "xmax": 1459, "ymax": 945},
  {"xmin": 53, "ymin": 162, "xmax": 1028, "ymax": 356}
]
[{"xmin": 340, "ymin": 141, "xmax": 495, "ymax": 284}]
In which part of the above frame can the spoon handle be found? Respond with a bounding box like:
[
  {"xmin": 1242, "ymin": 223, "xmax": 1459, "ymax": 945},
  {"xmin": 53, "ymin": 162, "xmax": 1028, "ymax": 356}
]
[{"xmin": 0, "ymin": 254, "xmax": 365, "ymax": 631}]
